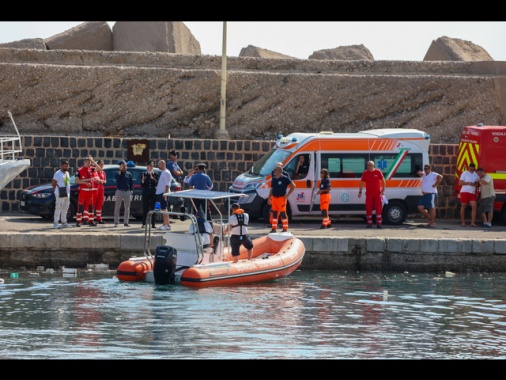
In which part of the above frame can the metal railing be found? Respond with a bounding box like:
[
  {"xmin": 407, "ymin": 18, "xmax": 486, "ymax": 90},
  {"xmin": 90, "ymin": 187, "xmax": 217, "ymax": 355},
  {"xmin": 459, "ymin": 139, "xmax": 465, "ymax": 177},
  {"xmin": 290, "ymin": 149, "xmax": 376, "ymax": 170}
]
[{"xmin": 0, "ymin": 111, "xmax": 24, "ymax": 161}]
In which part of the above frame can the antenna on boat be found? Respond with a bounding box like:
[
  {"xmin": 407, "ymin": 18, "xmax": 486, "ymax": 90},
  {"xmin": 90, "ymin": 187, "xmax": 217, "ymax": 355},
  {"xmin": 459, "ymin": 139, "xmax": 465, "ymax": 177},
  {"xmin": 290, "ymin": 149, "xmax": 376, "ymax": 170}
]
[{"xmin": 7, "ymin": 111, "xmax": 22, "ymax": 138}]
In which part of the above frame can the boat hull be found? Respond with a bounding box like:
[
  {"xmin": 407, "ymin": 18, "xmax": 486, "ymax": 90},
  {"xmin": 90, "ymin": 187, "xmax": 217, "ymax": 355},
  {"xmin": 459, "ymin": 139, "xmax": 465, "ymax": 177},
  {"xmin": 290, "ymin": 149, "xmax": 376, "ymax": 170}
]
[
  {"xmin": 116, "ymin": 257, "xmax": 154, "ymax": 282},
  {"xmin": 116, "ymin": 234, "xmax": 305, "ymax": 288},
  {"xmin": 180, "ymin": 235, "xmax": 305, "ymax": 288}
]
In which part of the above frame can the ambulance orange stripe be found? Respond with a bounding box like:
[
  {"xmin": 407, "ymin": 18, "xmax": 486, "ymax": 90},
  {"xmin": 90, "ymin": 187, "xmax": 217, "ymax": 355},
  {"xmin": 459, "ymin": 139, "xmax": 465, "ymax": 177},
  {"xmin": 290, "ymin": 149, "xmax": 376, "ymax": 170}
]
[{"xmin": 327, "ymin": 179, "xmax": 421, "ymax": 188}]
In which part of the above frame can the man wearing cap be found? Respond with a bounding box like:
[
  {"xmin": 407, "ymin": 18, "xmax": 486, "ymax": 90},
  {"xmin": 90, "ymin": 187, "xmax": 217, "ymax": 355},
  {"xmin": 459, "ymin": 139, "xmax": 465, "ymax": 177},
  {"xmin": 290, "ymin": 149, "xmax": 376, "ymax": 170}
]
[
  {"xmin": 476, "ymin": 167, "xmax": 496, "ymax": 228},
  {"xmin": 114, "ymin": 160, "xmax": 133, "ymax": 227},
  {"xmin": 458, "ymin": 162, "xmax": 480, "ymax": 227},
  {"xmin": 226, "ymin": 203, "xmax": 253, "ymax": 262},
  {"xmin": 188, "ymin": 163, "xmax": 213, "ymax": 220},
  {"xmin": 167, "ymin": 150, "xmax": 184, "ymax": 182},
  {"xmin": 188, "ymin": 211, "xmax": 214, "ymax": 249}
]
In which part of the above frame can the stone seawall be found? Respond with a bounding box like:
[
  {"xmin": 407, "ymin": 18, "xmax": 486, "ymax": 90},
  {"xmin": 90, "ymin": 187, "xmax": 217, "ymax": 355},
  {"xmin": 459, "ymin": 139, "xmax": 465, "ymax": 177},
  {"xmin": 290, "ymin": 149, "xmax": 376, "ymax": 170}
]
[
  {"xmin": 1, "ymin": 231, "xmax": 506, "ymax": 273},
  {"xmin": 1, "ymin": 135, "xmax": 460, "ymax": 219}
]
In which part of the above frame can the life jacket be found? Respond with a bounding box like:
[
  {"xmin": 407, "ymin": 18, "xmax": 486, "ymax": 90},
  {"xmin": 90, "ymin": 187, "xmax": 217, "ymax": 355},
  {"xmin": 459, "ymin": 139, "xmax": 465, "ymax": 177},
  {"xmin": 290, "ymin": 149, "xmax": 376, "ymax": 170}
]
[{"xmin": 230, "ymin": 208, "xmax": 247, "ymax": 235}]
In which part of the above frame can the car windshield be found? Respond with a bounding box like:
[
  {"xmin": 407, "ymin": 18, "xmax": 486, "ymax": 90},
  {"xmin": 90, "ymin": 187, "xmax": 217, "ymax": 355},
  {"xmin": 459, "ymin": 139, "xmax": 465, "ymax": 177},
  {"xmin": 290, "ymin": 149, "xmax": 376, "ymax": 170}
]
[{"xmin": 250, "ymin": 149, "xmax": 291, "ymax": 176}]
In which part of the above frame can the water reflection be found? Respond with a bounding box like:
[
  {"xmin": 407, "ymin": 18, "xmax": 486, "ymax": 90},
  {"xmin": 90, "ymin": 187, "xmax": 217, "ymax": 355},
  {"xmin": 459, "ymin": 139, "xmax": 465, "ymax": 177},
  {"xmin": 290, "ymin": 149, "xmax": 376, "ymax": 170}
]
[{"xmin": 0, "ymin": 270, "xmax": 505, "ymax": 359}]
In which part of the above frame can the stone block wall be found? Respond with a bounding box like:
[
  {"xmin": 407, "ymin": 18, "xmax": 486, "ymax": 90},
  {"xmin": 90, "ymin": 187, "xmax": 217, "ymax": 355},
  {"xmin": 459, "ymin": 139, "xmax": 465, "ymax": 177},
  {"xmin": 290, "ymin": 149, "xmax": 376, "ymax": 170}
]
[{"xmin": 1, "ymin": 135, "xmax": 460, "ymax": 219}]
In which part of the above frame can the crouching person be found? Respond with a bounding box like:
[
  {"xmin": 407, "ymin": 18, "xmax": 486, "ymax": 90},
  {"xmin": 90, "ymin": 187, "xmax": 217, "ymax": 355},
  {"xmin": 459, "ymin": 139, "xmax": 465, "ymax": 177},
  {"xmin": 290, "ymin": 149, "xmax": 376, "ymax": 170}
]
[{"xmin": 227, "ymin": 203, "xmax": 254, "ymax": 262}]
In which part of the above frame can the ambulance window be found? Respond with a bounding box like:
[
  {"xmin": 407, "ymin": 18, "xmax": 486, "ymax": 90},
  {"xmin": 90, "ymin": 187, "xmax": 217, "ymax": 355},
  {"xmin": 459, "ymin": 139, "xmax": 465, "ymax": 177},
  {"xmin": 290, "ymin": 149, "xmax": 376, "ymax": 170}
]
[
  {"xmin": 321, "ymin": 153, "xmax": 368, "ymax": 178},
  {"xmin": 371, "ymin": 153, "xmax": 423, "ymax": 178}
]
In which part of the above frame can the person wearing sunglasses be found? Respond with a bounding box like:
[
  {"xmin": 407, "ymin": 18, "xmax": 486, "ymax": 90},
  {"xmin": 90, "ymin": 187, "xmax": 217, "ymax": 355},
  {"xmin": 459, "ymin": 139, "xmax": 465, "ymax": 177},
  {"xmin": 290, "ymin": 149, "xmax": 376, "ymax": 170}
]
[{"xmin": 458, "ymin": 162, "xmax": 480, "ymax": 227}]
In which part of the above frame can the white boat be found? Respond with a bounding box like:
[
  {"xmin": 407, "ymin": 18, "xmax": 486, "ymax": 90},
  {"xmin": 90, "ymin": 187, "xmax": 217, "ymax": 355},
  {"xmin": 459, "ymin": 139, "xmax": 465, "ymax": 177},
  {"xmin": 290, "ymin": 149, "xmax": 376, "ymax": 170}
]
[
  {"xmin": 116, "ymin": 189, "xmax": 306, "ymax": 288},
  {"xmin": 0, "ymin": 111, "xmax": 30, "ymax": 190}
]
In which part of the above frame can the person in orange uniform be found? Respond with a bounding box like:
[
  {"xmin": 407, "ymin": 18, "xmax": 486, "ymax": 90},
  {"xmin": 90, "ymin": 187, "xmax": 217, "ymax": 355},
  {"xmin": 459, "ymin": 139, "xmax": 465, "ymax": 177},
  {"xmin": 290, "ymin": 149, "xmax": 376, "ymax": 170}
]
[
  {"xmin": 316, "ymin": 168, "xmax": 331, "ymax": 229},
  {"xmin": 75, "ymin": 157, "xmax": 96, "ymax": 227},
  {"xmin": 89, "ymin": 157, "xmax": 106, "ymax": 224},
  {"xmin": 268, "ymin": 165, "xmax": 295, "ymax": 233},
  {"xmin": 358, "ymin": 160, "xmax": 386, "ymax": 228}
]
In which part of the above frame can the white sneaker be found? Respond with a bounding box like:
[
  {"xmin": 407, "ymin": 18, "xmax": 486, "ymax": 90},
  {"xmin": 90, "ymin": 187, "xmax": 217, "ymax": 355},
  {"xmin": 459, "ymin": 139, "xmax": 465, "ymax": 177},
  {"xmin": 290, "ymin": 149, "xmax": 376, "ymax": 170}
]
[
  {"xmin": 61, "ymin": 223, "xmax": 71, "ymax": 228},
  {"xmin": 53, "ymin": 223, "xmax": 60, "ymax": 229},
  {"xmin": 158, "ymin": 225, "xmax": 170, "ymax": 230}
]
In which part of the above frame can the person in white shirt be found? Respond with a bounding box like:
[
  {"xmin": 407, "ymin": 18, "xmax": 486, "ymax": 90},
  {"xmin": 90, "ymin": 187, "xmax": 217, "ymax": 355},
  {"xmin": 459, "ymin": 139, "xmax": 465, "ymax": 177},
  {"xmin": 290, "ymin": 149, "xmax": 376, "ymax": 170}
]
[
  {"xmin": 476, "ymin": 167, "xmax": 496, "ymax": 228},
  {"xmin": 458, "ymin": 163, "xmax": 480, "ymax": 227},
  {"xmin": 416, "ymin": 164, "xmax": 443, "ymax": 227},
  {"xmin": 52, "ymin": 160, "xmax": 71, "ymax": 229},
  {"xmin": 156, "ymin": 160, "xmax": 173, "ymax": 230},
  {"xmin": 225, "ymin": 203, "xmax": 253, "ymax": 262}
]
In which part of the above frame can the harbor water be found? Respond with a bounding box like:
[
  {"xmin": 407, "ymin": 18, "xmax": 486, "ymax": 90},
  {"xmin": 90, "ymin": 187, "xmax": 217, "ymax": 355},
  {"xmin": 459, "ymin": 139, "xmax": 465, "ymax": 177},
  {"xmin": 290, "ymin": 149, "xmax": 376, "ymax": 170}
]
[{"xmin": 1, "ymin": 269, "xmax": 506, "ymax": 359}]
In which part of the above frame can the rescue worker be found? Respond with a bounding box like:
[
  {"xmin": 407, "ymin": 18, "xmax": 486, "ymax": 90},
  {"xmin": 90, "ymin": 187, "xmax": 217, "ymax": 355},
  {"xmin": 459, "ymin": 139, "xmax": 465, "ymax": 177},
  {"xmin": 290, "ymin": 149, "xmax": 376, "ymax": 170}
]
[
  {"xmin": 226, "ymin": 203, "xmax": 253, "ymax": 262},
  {"xmin": 92, "ymin": 159, "xmax": 107, "ymax": 224},
  {"xmin": 268, "ymin": 165, "xmax": 295, "ymax": 233},
  {"xmin": 75, "ymin": 157, "xmax": 97, "ymax": 227},
  {"xmin": 317, "ymin": 168, "xmax": 331, "ymax": 228}
]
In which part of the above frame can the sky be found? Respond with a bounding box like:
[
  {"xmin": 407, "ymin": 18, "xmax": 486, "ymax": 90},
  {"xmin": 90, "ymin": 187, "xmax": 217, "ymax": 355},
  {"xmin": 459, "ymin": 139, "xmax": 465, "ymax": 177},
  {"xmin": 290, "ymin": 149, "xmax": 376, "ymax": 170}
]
[{"xmin": 0, "ymin": 21, "xmax": 505, "ymax": 61}]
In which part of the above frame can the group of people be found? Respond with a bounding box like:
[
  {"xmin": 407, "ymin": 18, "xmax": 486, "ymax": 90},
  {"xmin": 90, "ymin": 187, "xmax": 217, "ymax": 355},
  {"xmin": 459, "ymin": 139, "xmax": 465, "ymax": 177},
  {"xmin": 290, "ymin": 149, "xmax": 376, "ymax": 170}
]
[
  {"xmin": 357, "ymin": 160, "xmax": 495, "ymax": 229},
  {"xmin": 52, "ymin": 149, "xmax": 217, "ymax": 230},
  {"xmin": 52, "ymin": 150, "xmax": 495, "ymax": 241},
  {"xmin": 137, "ymin": 152, "xmax": 215, "ymax": 230},
  {"xmin": 52, "ymin": 156, "xmax": 106, "ymax": 229},
  {"xmin": 457, "ymin": 163, "xmax": 496, "ymax": 228}
]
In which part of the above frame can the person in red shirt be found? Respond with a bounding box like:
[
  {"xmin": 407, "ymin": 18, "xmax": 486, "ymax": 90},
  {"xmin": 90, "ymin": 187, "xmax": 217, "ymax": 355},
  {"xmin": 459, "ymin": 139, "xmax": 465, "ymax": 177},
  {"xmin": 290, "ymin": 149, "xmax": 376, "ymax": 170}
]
[
  {"xmin": 75, "ymin": 157, "xmax": 98, "ymax": 227},
  {"xmin": 90, "ymin": 158, "xmax": 106, "ymax": 224},
  {"xmin": 358, "ymin": 161, "xmax": 386, "ymax": 228}
]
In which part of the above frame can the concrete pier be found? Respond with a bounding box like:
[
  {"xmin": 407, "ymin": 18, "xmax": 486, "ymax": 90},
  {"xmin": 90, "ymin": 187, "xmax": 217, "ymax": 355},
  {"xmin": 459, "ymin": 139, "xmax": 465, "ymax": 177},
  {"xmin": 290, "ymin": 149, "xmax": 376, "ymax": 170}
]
[{"xmin": 1, "ymin": 213, "xmax": 505, "ymax": 273}]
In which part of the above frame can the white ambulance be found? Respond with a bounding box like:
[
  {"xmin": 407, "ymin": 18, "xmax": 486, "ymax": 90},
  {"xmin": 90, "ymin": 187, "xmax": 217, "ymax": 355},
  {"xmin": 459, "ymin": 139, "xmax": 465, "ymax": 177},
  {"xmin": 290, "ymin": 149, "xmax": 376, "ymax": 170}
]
[{"xmin": 229, "ymin": 129, "xmax": 430, "ymax": 225}]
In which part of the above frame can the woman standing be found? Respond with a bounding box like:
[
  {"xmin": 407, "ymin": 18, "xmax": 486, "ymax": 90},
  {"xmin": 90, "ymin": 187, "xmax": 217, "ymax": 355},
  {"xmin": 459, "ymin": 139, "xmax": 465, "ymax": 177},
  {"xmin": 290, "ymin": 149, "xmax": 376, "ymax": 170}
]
[
  {"xmin": 141, "ymin": 161, "xmax": 159, "ymax": 228},
  {"xmin": 317, "ymin": 168, "xmax": 331, "ymax": 229}
]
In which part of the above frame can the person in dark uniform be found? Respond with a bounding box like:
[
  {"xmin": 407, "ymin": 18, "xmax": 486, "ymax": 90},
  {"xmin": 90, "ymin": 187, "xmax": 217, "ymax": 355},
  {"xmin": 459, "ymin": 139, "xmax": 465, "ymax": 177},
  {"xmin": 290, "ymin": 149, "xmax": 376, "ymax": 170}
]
[
  {"xmin": 141, "ymin": 160, "xmax": 159, "ymax": 228},
  {"xmin": 268, "ymin": 166, "xmax": 295, "ymax": 233},
  {"xmin": 188, "ymin": 163, "xmax": 213, "ymax": 220}
]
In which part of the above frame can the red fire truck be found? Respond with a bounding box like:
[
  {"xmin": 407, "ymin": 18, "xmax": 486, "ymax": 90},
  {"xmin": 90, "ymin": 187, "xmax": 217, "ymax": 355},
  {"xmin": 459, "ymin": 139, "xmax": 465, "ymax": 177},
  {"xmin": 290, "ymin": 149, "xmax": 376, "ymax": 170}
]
[{"xmin": 454, "ymin": 124, "xmax": 506, "ymax": 224}]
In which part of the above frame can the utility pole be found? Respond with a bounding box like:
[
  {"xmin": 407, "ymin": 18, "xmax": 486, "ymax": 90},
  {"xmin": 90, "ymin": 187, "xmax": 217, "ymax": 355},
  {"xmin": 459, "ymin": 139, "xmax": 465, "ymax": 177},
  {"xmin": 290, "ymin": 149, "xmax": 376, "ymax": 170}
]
[{"xmin": 214, "ymin": 21, "xmax": 230, "ymax": 140}]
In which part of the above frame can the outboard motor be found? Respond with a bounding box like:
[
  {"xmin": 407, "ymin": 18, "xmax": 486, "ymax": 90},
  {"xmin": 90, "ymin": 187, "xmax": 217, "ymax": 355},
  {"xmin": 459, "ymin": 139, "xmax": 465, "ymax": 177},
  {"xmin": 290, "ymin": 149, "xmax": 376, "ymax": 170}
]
[{"xmin": 153, "ymin": 246, "xmax": 177, "ymax": 285}]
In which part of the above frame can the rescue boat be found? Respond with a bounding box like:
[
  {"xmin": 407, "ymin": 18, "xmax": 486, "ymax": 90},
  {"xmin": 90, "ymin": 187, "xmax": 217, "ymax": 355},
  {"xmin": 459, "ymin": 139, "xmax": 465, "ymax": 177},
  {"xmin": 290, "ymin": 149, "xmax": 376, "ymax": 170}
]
[{"xmin": 116, "ymin": 190, "xmax": 305, "ymax": 288}]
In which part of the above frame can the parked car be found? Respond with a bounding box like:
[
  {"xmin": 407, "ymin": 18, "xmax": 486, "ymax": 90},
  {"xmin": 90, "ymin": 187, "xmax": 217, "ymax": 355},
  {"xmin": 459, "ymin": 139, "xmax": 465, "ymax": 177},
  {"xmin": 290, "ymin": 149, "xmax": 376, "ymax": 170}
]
[{"xmin": 19, "ymin": 164, "xmax": 184, "ymax": 222}]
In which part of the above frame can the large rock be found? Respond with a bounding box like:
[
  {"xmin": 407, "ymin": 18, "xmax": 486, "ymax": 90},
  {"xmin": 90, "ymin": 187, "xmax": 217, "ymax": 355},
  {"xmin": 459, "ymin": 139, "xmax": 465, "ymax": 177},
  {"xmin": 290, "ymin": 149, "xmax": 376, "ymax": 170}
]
[
  {"xmin": 309, "ymin": 45, "xmax": 374, "ymax": 60},
  {"xmin": 45, "ymin": 21, "xmax": 113, "ymax": 51},
  {"xmin": 0, "ymin": 38, "xmax": 46, "ymax": 50},
  {"xmin": 424, "ymin": 36, "xmax": 493, "ymax": 61},
  {"xmin": 112, "ymin": 21, "xmax": 200, "ymax": 54},
  {"xmin": 239, "ymin": 45, "xmax": 296, "ymax": 59}
]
